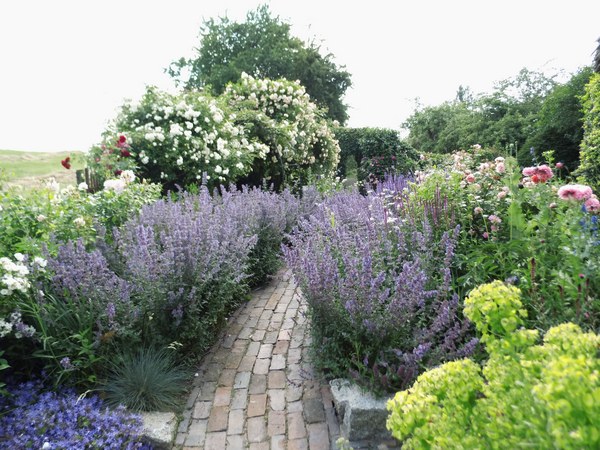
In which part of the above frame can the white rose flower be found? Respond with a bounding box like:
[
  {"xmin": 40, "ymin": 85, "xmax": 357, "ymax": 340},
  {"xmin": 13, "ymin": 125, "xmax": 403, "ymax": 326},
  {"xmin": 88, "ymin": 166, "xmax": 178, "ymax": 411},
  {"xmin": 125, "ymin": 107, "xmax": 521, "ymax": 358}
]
[
  {"xmin": 214, "ymin": 165, "xmax": 222, "ymax": 174},
  {"xmin": 78, "ymin": 182, "xmax": 88, "ymax": 191}
]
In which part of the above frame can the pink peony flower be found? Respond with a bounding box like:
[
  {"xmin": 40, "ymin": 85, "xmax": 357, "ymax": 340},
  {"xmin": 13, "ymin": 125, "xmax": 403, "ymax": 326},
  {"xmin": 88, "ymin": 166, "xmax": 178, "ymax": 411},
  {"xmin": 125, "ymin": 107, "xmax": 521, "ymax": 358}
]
[
  {"xmin": 482, "ymin": 231, "xmax": 489, "ymax": 239},
  {"xmin": 488, "ymin": 215, "xmax": 502, "ymax": 224},
  {"xmin": 522, "ymin": 167, "xmax": 536, "ymax": 176},
  {"xmin": 555, "ymin": 162, "xmax": 564, "ymax": 169},
  {"xmin": 585, "ymin": 196, "xmax": 600, "ymax": 212},
  {"xmin": 466, "ymin": 174, "xmax": 476, "ymax": 183},
  {"xmin": 474, "ymin": 207, "xmax": 483, "ymax": 215},
  {"xmin": 557, "ymin": 184, "xmax": 594, "ymax": 201},
  {"xmin": 497, "ymin": 191, "xmax": 507, "ymax": 200},
  {"xmin": 496, "ymin": 162, "xmax": 506, "ymax": 174}
]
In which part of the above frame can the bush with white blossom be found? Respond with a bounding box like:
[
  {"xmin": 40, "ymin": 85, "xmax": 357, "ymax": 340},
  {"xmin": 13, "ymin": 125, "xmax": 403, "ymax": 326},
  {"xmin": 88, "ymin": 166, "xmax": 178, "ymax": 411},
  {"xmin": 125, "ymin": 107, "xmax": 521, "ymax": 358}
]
[
  {"xmin": 105, "ymin": 86, "xmax": 266, "ymax": 189},
  {"xmin": 225, "ymin": 73, "xmax": 340, "ymax": 188}
]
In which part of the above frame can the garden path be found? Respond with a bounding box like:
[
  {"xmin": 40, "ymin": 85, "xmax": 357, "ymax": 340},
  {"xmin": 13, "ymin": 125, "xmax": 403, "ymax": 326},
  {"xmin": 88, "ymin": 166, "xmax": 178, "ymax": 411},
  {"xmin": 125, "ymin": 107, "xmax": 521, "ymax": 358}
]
[{"xmin": 174, "ymin": 268, "xmax": 340, "ymax": 449}]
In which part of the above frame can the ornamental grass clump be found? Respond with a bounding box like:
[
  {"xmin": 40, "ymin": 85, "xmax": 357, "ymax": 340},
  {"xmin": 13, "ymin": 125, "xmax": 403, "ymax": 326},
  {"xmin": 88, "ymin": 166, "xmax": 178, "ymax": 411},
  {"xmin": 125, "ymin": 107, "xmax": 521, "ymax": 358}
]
[
  {"xmin": 103, "ymin": 347, "xmax": 187, "ymax": 412},
  {"xmin": 285, "ymin": 187, "xmax": 477, "ymax": 393},
  {"xmin": 0, "ymin": 379, "xmax": 150, "ymax": 449},
  {"xmin": 387, "ymin": 281, "xmax": 600, "ymax": 449}
]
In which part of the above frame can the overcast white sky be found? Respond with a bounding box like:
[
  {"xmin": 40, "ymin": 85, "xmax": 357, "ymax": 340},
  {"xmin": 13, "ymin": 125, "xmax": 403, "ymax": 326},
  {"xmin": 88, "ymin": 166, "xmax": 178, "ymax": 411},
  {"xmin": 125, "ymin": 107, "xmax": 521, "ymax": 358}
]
[{"xmin": 0, "ymin": 0, "xmax": 598, "ymax": 152}]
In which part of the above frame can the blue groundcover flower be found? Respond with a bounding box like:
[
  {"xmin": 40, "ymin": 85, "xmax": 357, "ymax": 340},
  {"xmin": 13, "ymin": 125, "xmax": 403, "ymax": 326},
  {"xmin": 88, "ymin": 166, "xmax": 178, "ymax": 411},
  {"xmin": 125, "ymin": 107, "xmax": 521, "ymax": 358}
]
[{"xmin": 0, "ymin": 380, "xmax": 152, "ymax": 449}]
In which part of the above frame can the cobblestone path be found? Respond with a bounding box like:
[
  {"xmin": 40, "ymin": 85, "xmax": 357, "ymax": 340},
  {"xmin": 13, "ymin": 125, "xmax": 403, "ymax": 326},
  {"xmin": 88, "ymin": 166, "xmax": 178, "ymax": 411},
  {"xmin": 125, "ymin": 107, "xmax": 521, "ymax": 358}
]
[{"xmin": 174, "ymin": 268, "xmax": 340, "ymax": 449}]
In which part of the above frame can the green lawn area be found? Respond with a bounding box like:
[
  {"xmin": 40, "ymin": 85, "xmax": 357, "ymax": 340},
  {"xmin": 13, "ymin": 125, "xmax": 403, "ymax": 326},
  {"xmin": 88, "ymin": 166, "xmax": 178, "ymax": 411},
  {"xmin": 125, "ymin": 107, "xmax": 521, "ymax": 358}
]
[{"xmin": 0, "ymin": 149, "xmax": 85, "ymax": 189}]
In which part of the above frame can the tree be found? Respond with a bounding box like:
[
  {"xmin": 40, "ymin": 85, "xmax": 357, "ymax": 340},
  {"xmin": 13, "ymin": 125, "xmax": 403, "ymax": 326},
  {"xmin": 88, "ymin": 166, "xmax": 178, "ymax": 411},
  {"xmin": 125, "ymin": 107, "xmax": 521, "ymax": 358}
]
[
  {"xmin": 524, "ymin": 67, "xmax": 593, "ymax": 169},
  {"xmin": 168, "ymin": 5, "xmax": 352, "ymax": 124},
  {"xmin": 594, "ymin": 37, "xmax": 600, "ymax": 73}
]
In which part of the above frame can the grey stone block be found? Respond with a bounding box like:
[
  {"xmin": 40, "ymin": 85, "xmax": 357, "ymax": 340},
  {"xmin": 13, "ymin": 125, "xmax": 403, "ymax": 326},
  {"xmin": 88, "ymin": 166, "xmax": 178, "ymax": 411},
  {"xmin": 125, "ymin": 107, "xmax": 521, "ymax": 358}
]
[
  {"xmin": 329, "ymin": 379, "xmax": 396, "ymax": 447},
  {"xmin": 140, "ymin": 411, "xmax": 177, "ymax": 449}
]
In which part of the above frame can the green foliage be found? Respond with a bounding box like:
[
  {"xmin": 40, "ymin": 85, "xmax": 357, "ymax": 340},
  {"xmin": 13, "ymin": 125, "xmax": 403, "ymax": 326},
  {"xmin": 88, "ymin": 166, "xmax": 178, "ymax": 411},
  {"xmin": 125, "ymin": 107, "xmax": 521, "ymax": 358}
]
[
  {"xmin": 334, "ymin": 127, "xmax": 418, "ymax": 182},
  {"xmin": 168, "ymin": 4, "xmax": 352, "ymax": 124},
  {"xmin": 102, "ymin": 347, "xmax": 187, "ymax": 412},
  {"xmin": 15, "ymin": 292, "xmax": 104, "ymax": 388},
  {"xmin": 387, "ymin": 281, "xmax": 600, "ymax": 449},
  {"xmin": 576, "ymin": 73, "xmax": 600, "ymax": 193},
  {"xmin": 405, "ymin": 68, "xmax": 558, "ymax": 156},
  {"xmin": 0, "ymin": 177, "xmax": 161, "ymax": 256},
  {"xmin": 422, "ymin": 151, "xmax": 600, "ymax": 331},
  {"xmin": 524, "ymin": 67, "xmax": 593, "ymax": 169}
]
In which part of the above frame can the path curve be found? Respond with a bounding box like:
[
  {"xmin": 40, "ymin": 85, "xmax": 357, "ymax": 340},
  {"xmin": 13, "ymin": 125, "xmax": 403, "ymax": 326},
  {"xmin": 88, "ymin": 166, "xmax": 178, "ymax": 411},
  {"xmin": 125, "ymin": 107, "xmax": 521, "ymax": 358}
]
[{"xmin": 174, "ymin": 268, "xmax": 340, "ymax": 449}]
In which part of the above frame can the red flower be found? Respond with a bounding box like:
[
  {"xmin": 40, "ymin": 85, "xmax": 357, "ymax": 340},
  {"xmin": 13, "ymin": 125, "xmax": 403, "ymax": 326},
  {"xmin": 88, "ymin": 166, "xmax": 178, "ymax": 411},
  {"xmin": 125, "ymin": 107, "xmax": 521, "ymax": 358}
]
[
  {"xmin": 61, "ymin": 157, "xmax": 71, "ymax": 170},
  {"xmin": 120, "ymin": 149, "xmax": 131, "ymax": 158},
  {"xmin": 118, "ymin": 135, "xmax": 126, "ymax": 144},
  {"xmin": 114, "ymin": 169, "xmax": 123, "ymax": 176}
]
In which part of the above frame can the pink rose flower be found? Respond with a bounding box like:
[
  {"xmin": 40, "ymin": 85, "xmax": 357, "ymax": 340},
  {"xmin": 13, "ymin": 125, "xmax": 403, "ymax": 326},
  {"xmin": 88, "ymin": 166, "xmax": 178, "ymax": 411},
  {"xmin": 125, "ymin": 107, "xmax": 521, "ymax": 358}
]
[
  {"xmin": 466, "ymin": 174, "xmax": 475, "ymax": 183},
  {"xmin": 496, "ymin": 162, "xmax": 506, "ymax": 174}
]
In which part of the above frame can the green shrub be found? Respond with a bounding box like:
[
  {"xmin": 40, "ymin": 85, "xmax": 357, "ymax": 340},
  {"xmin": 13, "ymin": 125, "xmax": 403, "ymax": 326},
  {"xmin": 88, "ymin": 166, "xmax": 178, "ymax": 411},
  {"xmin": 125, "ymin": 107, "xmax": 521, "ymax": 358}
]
[
  {"xmin": 0, "ymin": 175, "xmax": 161, "ymax": 256},
  {"xmin": 102, "ymin": 347, "xmax": 187, "ymax": 412},
  {"xmin": 387, "ymin": 281, "xmax": 600, "ymax": 449},
  {"xmin": 334, "ymin": 127, "xmax": 418, "ymax": 183},
  {"xmin": 576, "ymin": 73, "xmax": 600, "ymax": 193}
]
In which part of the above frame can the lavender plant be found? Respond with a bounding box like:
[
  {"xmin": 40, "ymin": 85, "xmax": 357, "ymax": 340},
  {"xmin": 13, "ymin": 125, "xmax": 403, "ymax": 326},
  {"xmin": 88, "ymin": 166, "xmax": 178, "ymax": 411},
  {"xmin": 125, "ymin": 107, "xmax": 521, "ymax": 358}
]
[{"xmin": 285, "ymin": 187, "xmax": 477, "ymax": 393}]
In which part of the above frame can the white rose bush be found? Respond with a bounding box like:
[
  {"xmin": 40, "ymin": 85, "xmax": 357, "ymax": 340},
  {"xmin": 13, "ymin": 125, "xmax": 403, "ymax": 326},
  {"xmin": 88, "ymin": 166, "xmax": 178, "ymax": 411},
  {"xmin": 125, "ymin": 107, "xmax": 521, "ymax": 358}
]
[
  {"xmin": 92, "ymin": 74, "xmax": 340, "ymax": 191},
  {"xmin": 225, "ymin": 73, "xmax": 340, "ymax": 188},
  {"xmin": 103, "ymin": 86, "xmax": 266, "ymax": 190}
]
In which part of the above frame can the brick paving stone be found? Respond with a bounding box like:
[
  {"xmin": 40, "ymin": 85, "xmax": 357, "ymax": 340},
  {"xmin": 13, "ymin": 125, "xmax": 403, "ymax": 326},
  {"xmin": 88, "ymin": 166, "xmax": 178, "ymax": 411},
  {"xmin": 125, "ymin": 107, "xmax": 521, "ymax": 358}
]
[
  {"xmin": 273, "ymin": 340, "xmax": 289, "ymax": 355},
  {"xmin": 288, "ymin": 411, "xmax": 307, "ymax": 439},
  {"xmin": 268, "ymin": 388, "xmax": 285, "ymax": 411},
  {"xmin": 246, "ymin": 416, "xmax": 267, "ymax": 443},
  {"xmin": 307, "ymin": 422, "xmax": 330, "ymax": 450},
  {"xmin": 258, "ymin": 343, "xmax": 273, "ymax": 359},
  {"xmin": 268, "ymin": 370, "xmax": 287, "ymax": 389},
  {"xmin": 249, "ymin": 442, "xmax": 270, "ymax": 450},
  {"xmin": 277, "ymin": 329, "xmax": 291, "ymax": 341},
  {"xmin": 225, "ymin": 352, "xmax": 244, "ymax": 369},
  {"xmin": 271, "ymin": 435, "xmax": 287, "ymax": 449},
  {"xmin": 207, "ymin": 405, "xmax": 229, "ymax": 432},
  {"xmin": 213, "ymin": 386, "xmax": 232, "ymax": 406},
  {"xmin": 228, "ymin": 409, "xmax": 245, "ymax": 435},
  {"xmin": 270, "ymin": 354, "xmax": 286, "ymax": 370},
  {"xmin": 246, "ymin": 341, "xmax": 260, "ymax": 356},
  {"xmin": 288, "ymin": 400, "xmax": 303, "ymax": 413},
  {"xmin": 199, "ymin": 382, "xmax": 217, "ymax": 401},
  {"xmin": 230, "ymin": 388, "xmax": 248, "ymax": 410},
  {"xmin": 286, "ymin": 384, "xmax": 303, "ymax": 402},
  {"xmin": 287, "ymin": 347, "xmax": 302, "ymax": 364},
  {"xmin": 238, "ymin": 327, "xmax": 253, "ymax": 339},
  {"xmin": 234, "ymin": 371, "xmax": 251, "ymax": 389},
  {"xmin": 253, "ymin": 358, "xmax": 270, "ymax": 375},
  {"xmin": 184, "ymin": 419, "xmax": 207, "ymax": 447},
  {"xmin": 264, "ymin": 330, "xmax": 279, "ymax": 344},
  {"xmin": 192, "ymin": 401, "xmax": 212, "ymax": 420},
  {"xmin": 247, "ymin": 393, "xmax": 267, "ymax": 417},
  {"xmin": 287, "ymin": 437, "xmax": 309, "ymax": 450},
  {"xmin": 249, "ymin": 374, "xmax": 267, "ymax": 395},
  {"xmin": 226, "ymin": 434, "xmax": 245, "ymax": 449},
  {"xmin": 218, "ymin": 369, "xmax": 237, "ymax": 387},
  {"xmin": 267, "ymin": 410, "xmax": 286, "ymax": 436},
  {"xmin": 251, "ymin": 329, "xmax": 266, "ymax": 341},
  {"xmin": 238, "ymin": 355, "xmax": 257, "ymax": 372},
  {"xmin": 204, "ymin": 431, "xmax": 227, "ymax": 449}
]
